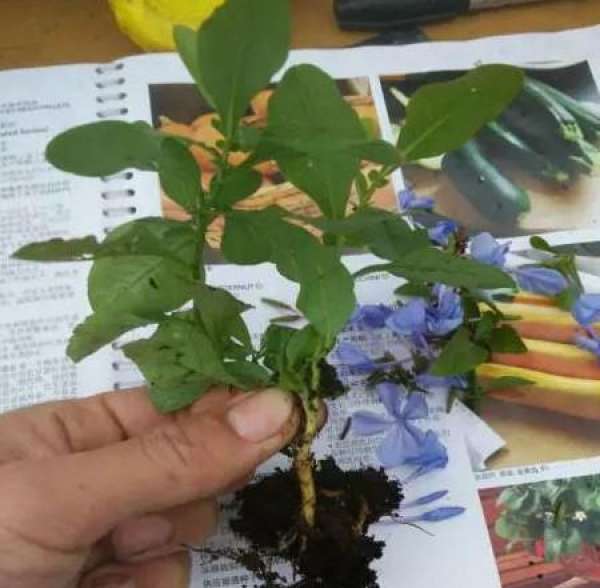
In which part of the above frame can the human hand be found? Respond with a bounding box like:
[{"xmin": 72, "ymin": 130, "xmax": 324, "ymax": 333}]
[{"xmin": 0, "ymin": 386, "xmax": 298, "ymax": 588}]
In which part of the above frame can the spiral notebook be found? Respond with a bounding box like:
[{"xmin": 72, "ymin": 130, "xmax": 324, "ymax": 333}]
[{"xmin": 1, "ymin": 25, "xmax": 600, "ymax": 588}]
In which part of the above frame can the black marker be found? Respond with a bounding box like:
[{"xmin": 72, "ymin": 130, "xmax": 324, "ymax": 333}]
[{"xmin": 335, "ymin": 0, "xmax": 548, "ymax": 31}]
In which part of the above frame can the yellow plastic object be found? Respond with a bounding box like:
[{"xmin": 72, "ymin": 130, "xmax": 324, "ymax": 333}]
[{"xmin": 109, "ymin": 0, "xmax": 225, "ymax": 51}]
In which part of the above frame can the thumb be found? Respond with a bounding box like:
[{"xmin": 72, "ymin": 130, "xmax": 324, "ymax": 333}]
[{"xmin": 0, "ymin": 388, "xmax": 298, "ymax": 551}]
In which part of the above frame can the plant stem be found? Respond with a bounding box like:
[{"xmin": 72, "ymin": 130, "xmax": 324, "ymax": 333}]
[
  {"xmin": 295, "ymin": 394, "xmax": 320, "ymax": 529},
  {"xmin": 192, "ymin": 210, "xmax": 209, "ymax": 283}
]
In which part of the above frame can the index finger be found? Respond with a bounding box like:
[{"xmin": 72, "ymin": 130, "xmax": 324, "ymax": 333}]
[{"xmin": 0, "ymin": 386, "xmax": 240, "ymax": 463}]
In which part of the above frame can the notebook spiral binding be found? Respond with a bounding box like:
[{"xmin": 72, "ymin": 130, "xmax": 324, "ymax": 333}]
[
  {"xmin": 95, "ymin": 62, "xmax": 128, "ymax": 118},
  {"xmin": 95, "ymin": 62, "xmax": 138, "ymax": 231},
  {"xmin": 95, "ymin": 62, "xmax": 146, "ymax": 390}
]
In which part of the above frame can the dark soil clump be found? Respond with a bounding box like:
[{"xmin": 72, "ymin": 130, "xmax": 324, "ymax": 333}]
[{"xmin": 230, "ymin": 458, "xmax": 403, "ymax": 588}]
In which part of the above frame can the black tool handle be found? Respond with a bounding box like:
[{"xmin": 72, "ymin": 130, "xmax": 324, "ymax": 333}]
[{"xmin": 335, "ymin": 0, "xmax": 470, "ymax": 30}]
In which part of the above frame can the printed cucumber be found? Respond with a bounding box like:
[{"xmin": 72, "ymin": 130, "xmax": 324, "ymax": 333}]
[
  {"xmin": 442, "ymin": 140, "xmax": 530, "ymax": 223},
  {"xmin": 501, "ymin": 80, "xmax": 600, "ymax": 175},
  {"xmin": 479, "ymin": 120, "xmax": 572, "ymax": 186},
  {"xmin": 525, "ymin": 77, "xmax": 600, "ymax": 144}
]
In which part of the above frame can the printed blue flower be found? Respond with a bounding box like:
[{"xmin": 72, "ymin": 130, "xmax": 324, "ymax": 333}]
[
  {"xmin": 350, "ymin": 304, "xmax": 394, "ymax": 329},
  {"xmin": 426, "ymin": 285, "xmax": 463, "ymax": 336},
  {"xmin": 428, "ymin": 220, "xmax": 459, "ymax": 246},
  {"xmin": 572, "ymin": 293, "xmax": 600, "ymax": 326},
  {"xmin": 575, "ymin": 328, "xmax": 600, "ymax": 360},
  {"xmin": 470, "ymin": 232, "xmax": 510, "ymax": 268},
  {"xmin": 512, "ymin": 266, "xmax": 568, "ymax": 296},
  {"xmin": 352, "ymin": 383, "xmax": 447, "ymax": 472},
  {"xmin": 398, "ymin": 188, "xmax": 435, "ymax": 211}
]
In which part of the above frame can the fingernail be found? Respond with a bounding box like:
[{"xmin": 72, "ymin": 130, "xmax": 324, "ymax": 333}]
[
  {"xmin": 226, "ymin": 388, "xmax": 294, "ymax": 442},
  {"xmin": 113, "ymin": 516, "xmax": 175, "ymax": 561},
  {"xmin": 88, "ymin": 574, "xmax": 134, "ymax": 588}
]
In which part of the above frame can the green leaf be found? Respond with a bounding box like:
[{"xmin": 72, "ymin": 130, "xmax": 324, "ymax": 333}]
[
  {"xmin": 192, "ymin": 0, "xmax": 290, "ymax": 138},
  {"xmin": 544, "ymin": 525, "xmax": 582, "ymax": 561},
  {"xmin": 89, "ymin": 256, "xmax": 194, "ymax": 316},
  {"xmin": 68, "ymin": 311, "xmax": 158, "ymax": 362},
  {"xmin": 261, "ymin": 323, "xmax": 295, "ymax": 373},
  {"xmin": 224, "ymin": 360, "xmax": 271, "ymax": 388},
  {"xmin": 398, "ymin": 65, "xmax": 524, "ymax": 161},
  {"xmin": 265, "ymin": 65, "xmax": 367, "ymax": 156},
  {"xmin": 474, "ymin": 311, "xmax": 498, "ymax": 342},
  {"xmin": 235, "ymin": 124, "xmax": 263, "ymax": 152},
  {"xmin": 173, "ymin": 26, "xmax": 209, "ymax": 100},
  {"xmin": 555, "ymin": 286, "xmax": 579, "ymax": 311},
  {"xmin": 261, "ymin": 297, "xmax": 297, "ymax": 312},
  {"xmin": 259, "ymin": 324, "xmax": 323, "ymax": 393},
  {"xmin": 529, "ymin": 235, "xmax": 556, "ymax": 254},
  {"xmin": 221, "ymin": 209, "xmax": 273, "ymax": 264},
  {"xmin": 46, "ymin": 121, "xmax": 161, "ymax": 176},
  {"xmin": 350, "ymin": 139, "xmax": 402, "ymax": 167},
  {"xmin": 483, "ymin": 376, "xmax": 533, "ymax": 391},
  {"xmin": 88, "ymin": 219, "xmax": 197, "ymax": 316},
  {"xmin": 361, "ymin": 214, "xmax": 429, "ymax": 260},
  {"xmin": 98, "ymin": 218, "xmax": 197, "ymax": 266},
  {"xmin": 123, "ymin": 313, "xmax": 235, "ymax": 413},
  {"xmin": 194, "ymin": 284, "xmax": 252, "ymax": 353},
  {"xmin": 223, "ymin": 209, "xmax": 355, "ymax": 340},
  {"xmin": 275, "ymin": 148, "xmax": 359, "ymax": 220},
  {"xmin": 431, "ymin": 327, "xmax": 489, "ymax": 376},
  {"xmin": 12, "ymin": 236, "xmax": 100, "ymax": 261},
  {"xmin": 286, "ymin": 325, "xmax": 321, "ymax": 369},
  {"xmin": 158, "ymin": 138, "xmax": 202, "ymax": 212},
  {"xmin": 304, "ymin": 207, "xmax": 430, "ymax": 259},
  {"xmin": 495, "ymin": 514, "xmax": 522, "ymax": 541},
  {"xmin": 395, "ymin": 282, "xmax": 431, "ymax": 298},
  {"xmin": 488, "ymin": 325, "xmax": 527, "ymax": 353},
  {"xmin": 359, "ymin": 248, "xmax": 515, "ymax": 290},
  {"xmin": 213, "ymin": 166, "xmax": 262, "ymax": 208},
  {"xmin": 261, "ymin": 64, "xmax": 368, "ymax": 218},
  {"xmin": 13, "ymin": 219, "xmax": 197, "ymax": 267}
]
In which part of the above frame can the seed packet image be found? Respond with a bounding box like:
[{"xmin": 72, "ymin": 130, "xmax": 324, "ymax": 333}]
[
  {"xmin": 148, "ymin": 78, "xmax": 397, "ymax": 261},
  {"xmin": 381, "ymin": 62, "xmax": 600, "ymax": 239},
  {"xmin": 479, "ymin": 470, "xmax": 600, "ymax": 587}
]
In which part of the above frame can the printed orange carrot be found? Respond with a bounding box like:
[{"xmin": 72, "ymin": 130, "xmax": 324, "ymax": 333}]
[
  {"xmin": 512, "ymin": 292, "xmax": 558, "ymax": 307},
  {"xmin": 477, "ymin": 363, "xmax": 600, "ymax": 421},
  {"xmin": 483, "ymin": 302, "xmax": 600, "ymax": 344},
  {"xmin": 492, "ymin": 338, "xmax": 600, "ymax": 380}
]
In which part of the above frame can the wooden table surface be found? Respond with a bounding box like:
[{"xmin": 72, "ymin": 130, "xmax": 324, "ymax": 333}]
[
  {"xmin": 1, "ymin": 0, "xmax": 599, "ymax": 69},
  {"xmin": 2, "ymin": 0, "xmax": 600, "ymax": 468}
]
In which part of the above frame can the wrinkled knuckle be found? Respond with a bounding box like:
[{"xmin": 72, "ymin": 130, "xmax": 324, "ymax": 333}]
[{"xmin": 139, "ymin": 421, "xmax": 197, "ymax": 482}]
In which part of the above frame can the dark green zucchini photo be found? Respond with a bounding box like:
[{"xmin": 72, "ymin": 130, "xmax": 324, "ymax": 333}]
[
  {"xmin": 526, "ymin": 77, "xmax": 600, "ymax": 144},
  {"xmin": 478, "ymin": 120, "xmax": 572, "ymax": 186},
  {"xmin": 500, "ymin": 77, "xmax": 600, "ymax": 176},
  {"xmin": 442, "ymin": 139, "xmax": 530, "ymax": 224}
]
